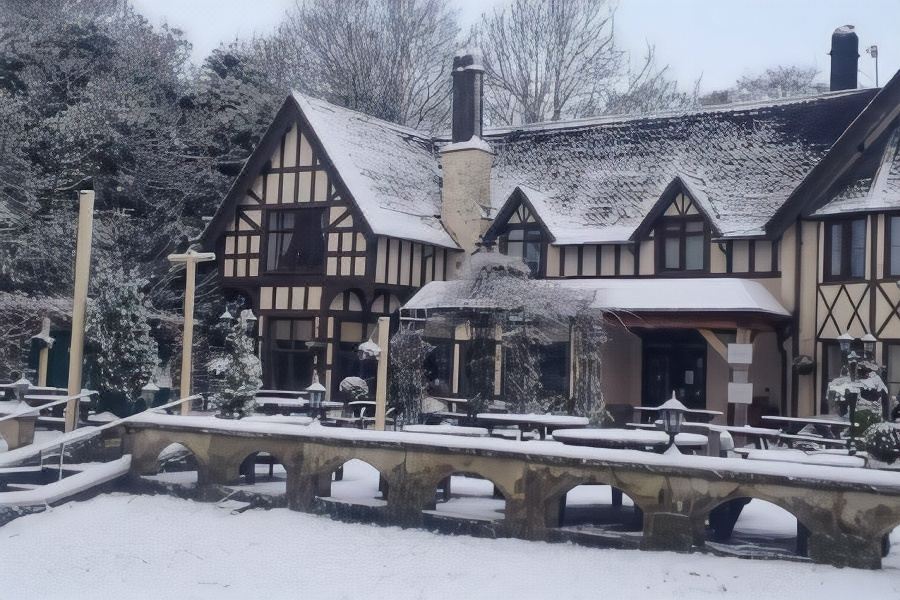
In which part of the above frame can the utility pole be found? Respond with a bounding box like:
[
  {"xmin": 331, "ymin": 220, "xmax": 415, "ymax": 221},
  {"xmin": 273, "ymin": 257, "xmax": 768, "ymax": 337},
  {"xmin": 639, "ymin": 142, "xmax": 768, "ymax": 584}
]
[
  {"xmin": 168, "ymin": 249, "xmax": 216, "ymax": 415},
  {"xmin": 65, "ymin": 191, "xmax": 95, "ymax": 432},
  {"xmin": 866, "ymin": 45, "xmax": 879, "ymax": 87}
]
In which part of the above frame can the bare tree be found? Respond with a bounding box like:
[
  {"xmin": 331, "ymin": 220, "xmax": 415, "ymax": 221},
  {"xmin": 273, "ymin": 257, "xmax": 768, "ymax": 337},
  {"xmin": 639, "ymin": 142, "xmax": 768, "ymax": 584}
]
[
  {"xmin": 473, "ymin": 0, "xmax": 695, "ymax": 125},
  {"xmin": 267, "ymin": 0, "xmax": 459, "ymax": 129},
  {"xmin": 701, "ymin": 65, "xmax": 821, "ymax": 105}
]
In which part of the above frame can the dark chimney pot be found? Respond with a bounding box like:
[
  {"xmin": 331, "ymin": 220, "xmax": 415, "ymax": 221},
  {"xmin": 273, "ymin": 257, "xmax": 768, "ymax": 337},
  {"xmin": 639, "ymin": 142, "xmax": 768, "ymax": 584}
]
[
  {"xmin": 451, "ymin": 54, "xmax": 484, "ymax": 143},
  {"xmin": 830, "ymin": 25, "xmax": 859, "ymax": 91}
]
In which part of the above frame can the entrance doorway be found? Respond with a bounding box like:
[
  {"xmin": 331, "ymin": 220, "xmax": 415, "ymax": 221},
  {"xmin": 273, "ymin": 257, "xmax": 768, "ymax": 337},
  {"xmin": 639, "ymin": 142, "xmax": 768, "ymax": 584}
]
[{"xmin": 641, "ymin": 330, "xmax": 707, "ymax": 409}]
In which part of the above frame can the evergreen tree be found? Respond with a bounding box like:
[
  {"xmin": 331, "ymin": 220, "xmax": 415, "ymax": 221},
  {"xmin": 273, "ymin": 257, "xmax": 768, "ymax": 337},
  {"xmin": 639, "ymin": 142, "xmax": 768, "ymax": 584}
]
[
  {"xmin": 85, "ymin": 261, "xmax": 159, "ymax": 412},
  {"xmin": 389, "ymin": 328, "xmax": 433, "ymax": 424},
  {"xmin": 206, "ymin": 311, "xmax": 261, "ymax": 418}
]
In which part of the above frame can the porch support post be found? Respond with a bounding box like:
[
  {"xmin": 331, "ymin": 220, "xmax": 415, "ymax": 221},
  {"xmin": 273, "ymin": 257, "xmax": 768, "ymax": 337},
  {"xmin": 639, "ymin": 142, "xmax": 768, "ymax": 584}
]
[
  {"xmin": 374, "ymin": 316, "xmax": 390, "ymax": 431},
  {"xmin": 65, "ymin": 190, "xmax": 95, "ymax": 432},
  {"xmin": 493, "ymin": 324, "xmax": 503, "ymax": 397},
  {"xmin": 732, "ymin": 327, "xmax": 754, "ymax": 427}
]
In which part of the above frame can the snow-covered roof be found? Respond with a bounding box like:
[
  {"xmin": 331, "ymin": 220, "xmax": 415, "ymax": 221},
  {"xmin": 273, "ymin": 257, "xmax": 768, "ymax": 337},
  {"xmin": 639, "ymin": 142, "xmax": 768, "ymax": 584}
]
[
  {"xmin": 292, "ymin": 93, "xmax": 458, "ymax": 249},
  {"xmin": 812, "ymin": 123, "xmax": 900, "ymax": 216},
  {"xmin": 403, "ymin": 277, "xmax": 790, "ymax": 318},
  {"xmin": 485, "ymin": 90, "xmax": 877, "ymax": 243}
]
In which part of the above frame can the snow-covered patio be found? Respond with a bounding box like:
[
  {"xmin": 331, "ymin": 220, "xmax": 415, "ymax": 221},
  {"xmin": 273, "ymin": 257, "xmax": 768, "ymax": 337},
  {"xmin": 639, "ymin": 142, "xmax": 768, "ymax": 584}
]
[{"xmin": 1, "ymin": 493, "xmax": 897, "ymax": 600}]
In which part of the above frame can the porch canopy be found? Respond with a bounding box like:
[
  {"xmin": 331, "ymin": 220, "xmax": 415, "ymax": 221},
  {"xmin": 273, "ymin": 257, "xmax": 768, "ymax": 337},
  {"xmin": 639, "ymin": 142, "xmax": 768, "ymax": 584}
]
[{"xmin": 401, "ymin": 278, "xmax": 790, "ymax": 330}]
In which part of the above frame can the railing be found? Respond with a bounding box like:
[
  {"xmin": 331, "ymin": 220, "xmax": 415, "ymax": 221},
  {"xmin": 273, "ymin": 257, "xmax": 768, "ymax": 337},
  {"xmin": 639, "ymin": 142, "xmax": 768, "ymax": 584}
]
[
  {"xmin": 0, "ymin": 395, "xmax": 203, "ymax": 480},
  {"xmin": 0, "ymin": 392, "xmax": 92, "ymax": 424}
]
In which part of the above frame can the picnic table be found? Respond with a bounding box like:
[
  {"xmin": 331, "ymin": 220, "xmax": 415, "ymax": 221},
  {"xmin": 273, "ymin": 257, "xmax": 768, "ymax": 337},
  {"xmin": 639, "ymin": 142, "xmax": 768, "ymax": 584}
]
[
  {"xmin": 475, "ymin": 413, "xmax": 589, "ymax": 440},
  {"xmin": 735, "ymin": 448, "xmax": 866, "ymax": 468},
  {"xmin": 402, "ymin": 424, "xmax": 489, "ymax": 437},
  {"xmin": 761, "ymin": 415, "xmax": 850, "ymax": 439},
  {"xmin": 634, "ymin": 405, "xmax": 723, "ymax": 424},
  {"xmin": 553, "ymin": 428, "xmax": 708, "ymax": 453}
]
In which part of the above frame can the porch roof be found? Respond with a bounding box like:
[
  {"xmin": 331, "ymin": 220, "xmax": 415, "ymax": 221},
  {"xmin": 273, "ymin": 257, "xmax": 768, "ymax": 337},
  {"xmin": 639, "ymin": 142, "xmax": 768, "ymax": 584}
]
[{"xmin": 401, "ymin": 278, "xmax": 791, "ymax": 321}]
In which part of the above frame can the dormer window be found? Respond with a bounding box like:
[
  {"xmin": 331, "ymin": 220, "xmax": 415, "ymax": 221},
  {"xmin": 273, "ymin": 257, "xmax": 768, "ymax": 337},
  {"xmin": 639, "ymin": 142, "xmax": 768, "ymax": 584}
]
[
  {"xmin": 657, "ymin": 217, "xmax": 706, "ymax": 272},
  {"xmin": 500, "ymin": 225, "xmax": 542, "ymax": 275}
]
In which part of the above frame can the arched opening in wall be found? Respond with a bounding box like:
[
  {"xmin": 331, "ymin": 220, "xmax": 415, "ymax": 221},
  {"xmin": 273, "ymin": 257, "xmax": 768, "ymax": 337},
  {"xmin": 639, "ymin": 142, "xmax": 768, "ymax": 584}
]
[
  {"xmin": 422, "ymin": 472, "xmax": 506, "ymax": 522},
  {"xmin": 705, "ymin": 497, "xmax": 806, "ymax": 558},
  {"xmin": 555, "ymin": 483, "xmax": 643, "ymax": 540},
  {"xmin": 316, "ymin": 459, "xmax": 387, "ymax": 507},
  {"xmin": 0, "ymin": 431, "xmax": 8, "ymax": 453},
  {"xmin": 229, "ymin": 451, "xmax": 287, "ymax": 497},
  {"xmin": 886, "ymin": 524, "xmax": 900, "ymax": 567},
  {"xmin": 144, "ymin": 443, "xmax": 199, "ymax": 488}
]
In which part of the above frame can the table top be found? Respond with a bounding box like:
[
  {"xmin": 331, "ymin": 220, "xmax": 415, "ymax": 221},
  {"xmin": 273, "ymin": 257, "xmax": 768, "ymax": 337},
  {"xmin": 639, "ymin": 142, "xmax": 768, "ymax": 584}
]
[
  {"xmin": 243, "ymin": 415, "xmax": 313, "ymax": 426},
  {"xmin": 402, "ymin": 424, "xmax": 489, "ymax": 437},
  {"xmin": 348, "ymin": 400, "xmax": 377, "ymax": 406},
  {"xmin": 762, "ymin": 415, "xmax": 850, "ymax": 427},
  {"xmin": 476, "ymin": 413, "xmax": 590, "ymax": 427},
  {"xmin": 255, "ymin": 397, "xmax": 307, "ymax": 406},
  {"xmin": 553, "ymin": 428, "xmax": 707, "ymax": 448},
  {"xmin": 742, "ymin": 448, "xmax": 865, "ymax": 468},
  {"xmin": 634, "ymin": 406, "xmax": 723, "ymax": 416}
]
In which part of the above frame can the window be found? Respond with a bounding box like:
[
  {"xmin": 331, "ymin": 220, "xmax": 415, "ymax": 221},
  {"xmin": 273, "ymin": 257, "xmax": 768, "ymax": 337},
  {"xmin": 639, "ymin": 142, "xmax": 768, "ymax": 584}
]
[
  {"xmin": 825, "ymin": 219, "xmax": 865, "ymax": 280},
  {"xmin": 500, "ymin": 225, "xmax": 542, "ymax": 275},
  {"xmin": 887, "ymin": 216, "xmax": 900, "ymax": 277},
  {"xmin": 265, "ymin": 209, "xmax": 326, "ymax": 272},
  {"xmin": 657, "ymin": 218, "xmax": 705, "ymax": 272},
  {"xmin": 268, "ymin": 318, "xmax": 316, "ymax": 390}
]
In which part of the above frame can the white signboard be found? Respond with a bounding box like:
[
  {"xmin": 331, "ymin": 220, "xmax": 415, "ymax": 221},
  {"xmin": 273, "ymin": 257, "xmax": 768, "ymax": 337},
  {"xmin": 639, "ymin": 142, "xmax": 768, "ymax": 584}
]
[
  {"xmin": 728, "ymin": 382, "xmax": 754, "ymax": 405},
  {"xmin": 727, "ymin": 343, "xmax": 753, "ymax": 365}
]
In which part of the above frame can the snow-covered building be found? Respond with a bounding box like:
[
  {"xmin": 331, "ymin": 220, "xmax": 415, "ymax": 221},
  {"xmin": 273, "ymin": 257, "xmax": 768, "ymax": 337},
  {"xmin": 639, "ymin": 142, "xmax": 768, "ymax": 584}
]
[{"xmin": 201, "ymin": 26, "xmax": 900, "ymax": 420}]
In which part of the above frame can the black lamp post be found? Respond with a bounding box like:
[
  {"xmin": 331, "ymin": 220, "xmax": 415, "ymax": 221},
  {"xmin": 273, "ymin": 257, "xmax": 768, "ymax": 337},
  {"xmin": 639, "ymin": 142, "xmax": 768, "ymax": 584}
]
[
  {"xmin": 838, "ymin": 332, "xmax": 854, "ymax": 377},
  {"xmin": 306, "ymin": 371, "xmax": 326, "ymax": 420},
  {"xmin": 658, "ymin": 391, "xmax": 688, "ymax": 450},
  {"xmin": 844, "ymin": 389, "xmax": 859, "ymax": 456},
  {"xmin": 860, "ymin": 333, "xmax": 876, "ymax": 361},
  {"xmin": 847, "ymin": 351, "xmax": 859, "ymax": 382}
]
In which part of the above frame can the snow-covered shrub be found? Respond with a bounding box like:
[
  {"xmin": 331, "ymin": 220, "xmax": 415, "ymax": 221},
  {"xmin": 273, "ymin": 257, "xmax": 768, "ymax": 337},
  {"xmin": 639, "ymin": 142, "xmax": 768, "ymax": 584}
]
[
  {"xmin": 389, "ymin": 328, "xmax": 433, "ymax": 424},
  {"xmin": 864, "ymin": 422, "xmax": 900, "ymax": 464},
  {"xmin": 85, "ymin": 262, "xmax": 159, "ymax": 413},
  {"xmin": 340, "ymin": 376, "xmax": 369, "ymax": 401},
  {"xmin": 205, "ymin": 312, "xmax": 261, "ymax": 418}
]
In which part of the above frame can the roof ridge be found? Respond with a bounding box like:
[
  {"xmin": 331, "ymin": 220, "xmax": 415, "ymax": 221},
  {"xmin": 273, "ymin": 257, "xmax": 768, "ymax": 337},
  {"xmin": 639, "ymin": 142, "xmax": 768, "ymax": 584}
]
[
  {"xmin": 290, "ymin": 90, "xmax": 433, "ymax": 141},
  {"xmin": 480, "ymin": 88, "xmax": 877, "ymax": 137}
]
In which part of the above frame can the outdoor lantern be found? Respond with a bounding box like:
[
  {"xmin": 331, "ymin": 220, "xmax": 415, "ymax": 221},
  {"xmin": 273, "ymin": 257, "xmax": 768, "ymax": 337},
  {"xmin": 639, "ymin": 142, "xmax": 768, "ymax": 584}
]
[
  {"xmin": 219, "ymin": 308, "xmax": 235, "ymax": 321},
  {"xmin": 658, "ymin": 391, "xmax": 688, "ymax": 449},
  {"xmin": 306, "ymin": 371, "xmax": 326, "ymax": 419},
  {"xmin": 837, "ymin": 332, "xmax": 854, "ymax": 354},
  {"xmin": 861, "ymin": 333, "xmax": 876, "ymax": 360},
  {"xmin": 240, "ymin": 309, "xmax": 257, "ymax": 336},
  {"xmin": 141, "ymin": 381, "xmax": 160, "ymax": 407},
  {"xmin": 13, "ymin": 377, "xmax": 32, "ymax": 402}
]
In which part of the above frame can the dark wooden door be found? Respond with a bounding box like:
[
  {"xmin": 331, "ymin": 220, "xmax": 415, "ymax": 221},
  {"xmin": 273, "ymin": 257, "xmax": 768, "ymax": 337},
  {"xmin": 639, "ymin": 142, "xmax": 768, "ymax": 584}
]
[{"xmin": 642, "ymin": 332, "xmax": 706, "ymax": 410}]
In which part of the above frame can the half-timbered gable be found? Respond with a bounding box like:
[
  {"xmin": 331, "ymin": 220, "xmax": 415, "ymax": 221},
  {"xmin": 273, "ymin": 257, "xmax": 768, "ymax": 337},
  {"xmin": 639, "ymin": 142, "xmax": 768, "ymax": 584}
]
[{"xmin": 202, "ymin": 94, "xmax": 460, "ymax": 397}]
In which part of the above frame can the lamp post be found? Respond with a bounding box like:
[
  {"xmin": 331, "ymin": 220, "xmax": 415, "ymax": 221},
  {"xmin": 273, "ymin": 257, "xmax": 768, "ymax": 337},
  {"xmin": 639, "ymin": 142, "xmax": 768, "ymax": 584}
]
[
  {"xmin": 29, "ymin": 318, "xmax": 54, "ymax": 387},
  {"xmin": 306, "ymin": 371, "xmax": 326, "ymax": 420},
  {"xmin": 658, "ymin": 391, "xmax": 687, "ymax": 450},
  {"xmin": 847, "ymin": 351, "xmax": 860, "ymax": 382},
  {"xmin": 168, "ymin": 249, "xmax": 216, "ymax": 415},
  {"xmin": 844, "ymin": 389, "xmax": 859, "ymax": 456}
]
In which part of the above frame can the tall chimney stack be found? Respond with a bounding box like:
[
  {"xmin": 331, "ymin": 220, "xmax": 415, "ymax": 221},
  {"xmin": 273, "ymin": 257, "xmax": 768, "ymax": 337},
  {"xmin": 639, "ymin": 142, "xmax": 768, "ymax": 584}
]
[
  {"xmin": 441, "ymin": 52, "xmax": 492, "ymax": 269},
  {"xmin": 451, "ymin": 53, "xmax": 484, "ymax": 142},
  {"xmin": 830, "ymin": 25, "xmax": 859, "ymax": 91}
]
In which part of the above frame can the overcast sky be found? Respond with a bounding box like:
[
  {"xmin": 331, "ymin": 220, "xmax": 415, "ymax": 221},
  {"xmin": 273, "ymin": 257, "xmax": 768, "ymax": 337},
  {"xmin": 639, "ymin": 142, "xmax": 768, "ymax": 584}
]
[{"xmin": 131, "ymin": 0, "xmax": 899, "ymax": 93}]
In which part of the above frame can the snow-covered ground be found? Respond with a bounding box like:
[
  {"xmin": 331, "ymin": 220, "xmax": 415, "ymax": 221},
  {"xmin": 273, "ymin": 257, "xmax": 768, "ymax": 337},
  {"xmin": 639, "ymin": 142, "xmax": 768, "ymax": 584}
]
[{"xmin": 0, "ymin": 494, "xmax": 897, "ymax": 600}]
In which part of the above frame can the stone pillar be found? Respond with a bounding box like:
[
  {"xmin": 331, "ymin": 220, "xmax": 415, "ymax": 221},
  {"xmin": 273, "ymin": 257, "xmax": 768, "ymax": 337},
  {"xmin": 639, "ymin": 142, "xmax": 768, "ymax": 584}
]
[
  {"xmin": 640, "ymin": 512, "xmax": 695, "ymax": 552},
  {"xmin": 808, "ymin": 532, "xmax": 882, "ymax": 569}
]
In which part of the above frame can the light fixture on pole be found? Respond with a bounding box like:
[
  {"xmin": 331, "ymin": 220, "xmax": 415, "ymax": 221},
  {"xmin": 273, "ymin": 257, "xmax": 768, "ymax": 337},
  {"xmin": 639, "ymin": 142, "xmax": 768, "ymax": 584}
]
[
  {"xmin": 240, "ymin": 309, "xmax": 257, "ymax": 336},
  {"xmin": 306, "ymin": 371, "xmax": 326, "ymax": 420},
  {"xmin": 13, "ymin": 377, "xmax": 32, "ymax": 402},
  {"xmin": 168, "ymin": 248, "xmax": 216, "ymax": 415},
  {"xmin": 658, "ymin": 391, "xmax": 688, "ymax": 450},
  {"xmin": 140, "ymin": 381, "xmax": 160, "ymax": 408},
  {"xmin": 837, "ymin": 332, "xmax": 854, "ymax": 354}
]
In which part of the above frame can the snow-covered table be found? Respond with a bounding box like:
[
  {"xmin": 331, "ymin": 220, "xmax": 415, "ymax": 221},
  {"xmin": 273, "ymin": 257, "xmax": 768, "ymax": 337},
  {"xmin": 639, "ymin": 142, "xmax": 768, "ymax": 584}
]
[
  {"xmin": 476, "ymin": 413, "xmax": 589, "ymax": 440},
  {"xmin": 634, "ymin": 405, "xmax": 723, "ymax": 424},
  {"xmin": 761, "ymin": 415, "xmax": 849, "ymax": 438},
  {"xmin": 553, "ymin": 428, "xmax": 708, "ymax": 453},
  {"xmin": 740, "ymin": 448, "xmax": 866, "ymax": 468},
  {"xmin": 402, "ymin": 424, "xmax": 489, "ymax": 437}
]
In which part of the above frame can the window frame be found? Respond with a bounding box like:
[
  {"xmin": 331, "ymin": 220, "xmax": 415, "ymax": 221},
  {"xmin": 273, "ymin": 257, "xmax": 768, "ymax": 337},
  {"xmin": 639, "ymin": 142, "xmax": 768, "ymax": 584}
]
[
  {"xmin": 885, "ymin": 214, "xmax": 900, "ymax": 278},
  {"xmin": 823, "ymin": 218, "xmax": 867, "ymax": 282},
  {"xmin": 262, "ymin": 206, "xmax": 327, "ymax": 274},
  {"xmin": 499, "ymin": 223, "xmax": 543, "ymax": 276},
  {"xmin": 655, "ymin": 215, "xmax": 708, "ymax": 274}
]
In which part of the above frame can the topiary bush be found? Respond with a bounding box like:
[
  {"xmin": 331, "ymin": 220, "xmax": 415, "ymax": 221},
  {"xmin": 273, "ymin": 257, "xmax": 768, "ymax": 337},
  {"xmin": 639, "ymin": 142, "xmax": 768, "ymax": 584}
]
[{"xmin": 864, "ymin": 422, "xmax": 900, "ymax": 464}]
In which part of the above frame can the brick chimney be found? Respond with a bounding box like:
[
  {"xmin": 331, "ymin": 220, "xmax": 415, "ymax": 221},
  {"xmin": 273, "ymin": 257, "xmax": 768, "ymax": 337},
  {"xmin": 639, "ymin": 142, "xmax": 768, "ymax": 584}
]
[
  {"xmin": 830, "ymin": 25, "xmax": 859, "ymax": 91},
  {"xmin": 440, "ymin": 53, "xmax": 493, "ymax": 271}
]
